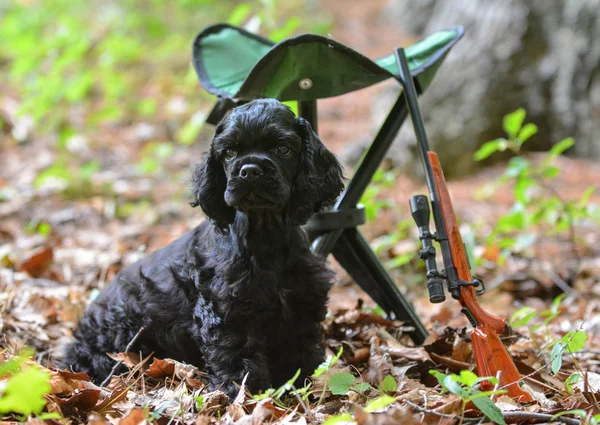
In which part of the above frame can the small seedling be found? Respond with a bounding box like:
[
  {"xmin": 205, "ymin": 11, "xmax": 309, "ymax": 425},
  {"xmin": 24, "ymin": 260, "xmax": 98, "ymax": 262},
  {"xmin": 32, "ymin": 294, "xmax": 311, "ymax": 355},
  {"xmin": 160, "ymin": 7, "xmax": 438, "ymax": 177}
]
[
  {"xmin": 430, "ymin": 370, "xmax": 507, "ymax": 425},
  {"xmin": 0, "ymin": 351, "xmax": 52, "ymax": 417},
  {"xmin": 474, "ymin": 108, "xmax": 597, "ymax": 270}
]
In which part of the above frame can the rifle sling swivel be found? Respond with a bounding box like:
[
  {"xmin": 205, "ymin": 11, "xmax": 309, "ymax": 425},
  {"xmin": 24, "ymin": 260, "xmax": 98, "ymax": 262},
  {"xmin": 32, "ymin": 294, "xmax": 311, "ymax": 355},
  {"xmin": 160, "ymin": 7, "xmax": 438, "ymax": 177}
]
[{"xmin": 455, "ymin": 277, "xmax": 486, "ymax": 296}]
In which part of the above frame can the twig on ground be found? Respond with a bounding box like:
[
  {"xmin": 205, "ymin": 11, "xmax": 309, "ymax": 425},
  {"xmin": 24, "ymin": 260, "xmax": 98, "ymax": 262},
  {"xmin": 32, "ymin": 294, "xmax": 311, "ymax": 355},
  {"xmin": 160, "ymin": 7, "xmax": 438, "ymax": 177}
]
[
  {"xmin": 502, "ymin": 411, "xmax": 580, "ymax": 425},
  {"xmin": 491, "ymin": 370, "xmax": 502, "ymax": 402},
  {"xmin": 101, "ymin": 326, "xmax": 145, "ymax": 387},
  {"xmin": 403, "ymin": 400, "xmax": 479, "ymax": 423},
  {"xmin": 405, "ymin": 400, "xmax": 582, "ymax": 425}
]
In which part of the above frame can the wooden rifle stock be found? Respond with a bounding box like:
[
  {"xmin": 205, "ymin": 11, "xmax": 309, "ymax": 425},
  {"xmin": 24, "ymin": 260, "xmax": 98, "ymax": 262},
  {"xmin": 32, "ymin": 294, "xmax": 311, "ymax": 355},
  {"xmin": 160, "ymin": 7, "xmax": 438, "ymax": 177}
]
[{"xmin": 428, "ymin": 152, "xmax": 533, "ymax": 402}]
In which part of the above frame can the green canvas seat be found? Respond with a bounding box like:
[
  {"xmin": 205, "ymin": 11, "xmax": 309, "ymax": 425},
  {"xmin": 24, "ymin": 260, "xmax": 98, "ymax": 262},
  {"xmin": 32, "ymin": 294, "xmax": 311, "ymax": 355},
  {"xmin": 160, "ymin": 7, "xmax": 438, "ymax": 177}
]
[{"xmin": 192, "ymin": 23, "xmax": 464, "ymax": 104}]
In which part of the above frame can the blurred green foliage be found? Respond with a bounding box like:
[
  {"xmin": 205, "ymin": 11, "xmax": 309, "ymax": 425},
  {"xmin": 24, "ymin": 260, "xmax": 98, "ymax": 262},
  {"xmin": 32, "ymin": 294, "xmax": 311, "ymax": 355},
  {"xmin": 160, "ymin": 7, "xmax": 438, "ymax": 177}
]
[
  {"xmin": 0, "ymin": 0, "xmax": 328, "ymax": 135},
  {"xmin": 474, "ymin": 108, "xmax": 598, "ymax": 266},
  {"xmin": 0, "ymin": 351, "xmax": 52, "ymax": 417},
  {"xmin": 1, "ymin": 0, "xmax": 330, "ymax": 199},
  {"xmin": 1, "ymin": 0, "xmax": 214, "ymax": 132}
]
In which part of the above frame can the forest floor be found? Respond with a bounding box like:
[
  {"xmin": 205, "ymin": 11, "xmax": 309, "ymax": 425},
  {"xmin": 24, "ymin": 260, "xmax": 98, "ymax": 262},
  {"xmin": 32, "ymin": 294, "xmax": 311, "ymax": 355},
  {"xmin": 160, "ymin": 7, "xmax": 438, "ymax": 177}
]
[
  {"xmin": 1, "ymin": 1, "xmax": 600, "ymax": 424},
  {"xmin": 2, "ymin": 102, "xmax": 600, "ymax": 424}
]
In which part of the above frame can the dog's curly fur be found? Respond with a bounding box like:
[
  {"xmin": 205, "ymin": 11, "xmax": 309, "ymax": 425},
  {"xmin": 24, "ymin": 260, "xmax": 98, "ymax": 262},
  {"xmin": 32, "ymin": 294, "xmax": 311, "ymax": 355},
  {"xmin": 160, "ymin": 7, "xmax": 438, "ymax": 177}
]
[{"xmin": 62, "ymin": 99, "xmax": 345, "ymax": 398}]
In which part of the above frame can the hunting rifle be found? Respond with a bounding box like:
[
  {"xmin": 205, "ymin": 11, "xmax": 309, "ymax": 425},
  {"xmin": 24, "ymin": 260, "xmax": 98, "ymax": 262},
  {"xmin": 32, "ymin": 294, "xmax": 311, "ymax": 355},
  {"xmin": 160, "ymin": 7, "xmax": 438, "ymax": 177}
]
[{"xmin": 395, "ymin": 48, "xmax": 533, "ymax": 402}]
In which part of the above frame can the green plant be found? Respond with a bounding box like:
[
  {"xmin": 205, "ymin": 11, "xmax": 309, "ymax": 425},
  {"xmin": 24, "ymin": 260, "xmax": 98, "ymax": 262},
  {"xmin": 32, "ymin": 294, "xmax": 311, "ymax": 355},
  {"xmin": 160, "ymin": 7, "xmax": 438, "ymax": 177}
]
[
  {"xmin": 0, "ymin": 352, "xmax": 52, "ymax": 418},
  {"xmin": 429, "ymin": 370, "xmax": 507, "ymax": 425},
  {"xmin": 2, "ymin": 0, "xmax": 318, "ymax": 201},
  {"xmin": 544, "ymin": 329, "xmax": 587, "ymax": 375},
  {"xmin": 328, "ymin": 372, "xmax": 371, "ymax": 395},
  {"xmin": 509, "ymin": 297, "xmax": 590, "ymax": 393},
  {"xmin": 510, "ymin": 293, "xmax": 566, "ymax": 334},
  {"xmin": 473, "ymin": 108, "xmax": 597, "ymax": 273},
  {"xmin": 360, "ymin": 169, "xmax": 396, "ymax": 222},
  {"xmin": 137, "ymin": 142, "xmax": 175, "ymax": 175}
]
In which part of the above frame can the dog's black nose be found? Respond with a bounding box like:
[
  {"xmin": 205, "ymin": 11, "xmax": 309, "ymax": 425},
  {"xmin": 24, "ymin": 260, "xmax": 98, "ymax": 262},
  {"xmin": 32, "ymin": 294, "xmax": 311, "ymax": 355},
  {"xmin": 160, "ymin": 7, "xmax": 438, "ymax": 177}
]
[{"xmin": 239, "ymin": 164, "xmax": 263, "ymax": 181}]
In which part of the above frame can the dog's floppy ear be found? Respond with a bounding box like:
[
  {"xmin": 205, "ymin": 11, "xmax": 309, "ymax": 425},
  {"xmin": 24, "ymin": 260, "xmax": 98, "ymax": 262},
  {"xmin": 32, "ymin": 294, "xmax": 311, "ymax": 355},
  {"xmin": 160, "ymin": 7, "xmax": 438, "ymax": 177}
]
[
  {"xmin": 191, "ymin": 125, "xmax": 236, "ymax": 232},
  {"xmin": 289, "ymin": 117, "xmax": 344, "ymax": 225}
]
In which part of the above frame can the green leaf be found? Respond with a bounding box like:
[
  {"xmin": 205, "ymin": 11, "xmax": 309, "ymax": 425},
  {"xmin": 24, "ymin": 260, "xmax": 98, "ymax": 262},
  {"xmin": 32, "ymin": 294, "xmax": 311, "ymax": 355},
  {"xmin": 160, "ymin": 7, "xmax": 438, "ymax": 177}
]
[
  {"xmin": 443, "ymin": 375, "xmax": 466, "ymax": 397},
  {"xmin": 195, "ymin": 395, "xmax": 204, "ymax": 410},
  {"xmin": 269, "ymin": 17, "xmax": 302, "ymax": 42},
  {"xmin": 473, "ymin": 139, "xmax": 506, "ymax": 161},
  {"xmin": 37, "ymin": 413, "xmax": 62, "ymax": 420},
  {"xmin": 551, "ymin": 342, "xmax": 565, "ymax": 374},
  {"xmin": 516, "ymin": 123, "xmax": 538, "ymax": 146},
  {"xmin": 313, "ymin": 347, "xmax": 343, "ymax": 377},
  {"xmin": 514, "ymin": 233, "xmax": 537, "ymax": 251},
  {"xmin": 495, "ymin": 209, "xmax": 526, "ymax": 232},
  {"xmin": 328, "ymin": 372, "xmax": 355, "ymax": 395},
  {"xmin": 352, "ymin": 382, "xmax": 371, "ymax": 392},
  {"xmin": 282, "ymin": 101, "xmax": 298, "ymax": 116},
  {"xmin": 565, "ymin": 373, "xmax": 580, "ymax": 394},
  {"xmin": 514, "ymin": 177, "xmax": 533, "ymax": 203},
  {"xmin": 542, "ymin": 165, "xmax": 560, "ymax": 179},
  {"xmin": 37, "ymin": 222, "xmax": 52, "ymax": 237},
  {"xmin": 154, "ymin": 143, "xmax": 174, "ymax": 159},
  {"xmin": 429, "ymin": 370, "xmax": 446, "ymax": 386},
  {"xmin": 378, "ymin": 375, "xmax": 397, "ymax": 392},
  {"xmin": 34, "ymin": 163, "xmax": 71, "ymax": 188},
  {"xmin": 273, "ymin": 369, "xmax": 301, "ymax": 398},
  {"xmin": 227, "ymin": 3, "xmax": 252, "ymax": 26},
  {"xmin": 177, "ymin": 111, "xmax": 206, "ymax": 145},
  {"xmin": 471, "ymin": 395, "xmax": 506, "ymax": 425},
  {"xmin": 0, "ymin": 365, "xmax": 51, "ymax": 415},
  {"xmin": 504, "ymin": 157, "xmax": 530, "ymax": 178},
  {"xmin": 497, "ymin": 238, "xmax": 516, "ymax": 249},
  {"xmin": 138, "ymin": 98, "xmax": 158, "ymax": 118},
  {"xmin": 322, "ymin": 413, "xmax": 352, "ymax": 425},
  {"xmin": 363, "ymin": 394, "xmax": 397, "ymax": 413},
  {"xmin": 551, "ymin": 294, "xmax": 567, "ymax": 314},
  {"xmin": 510, "ymin": 307, "xmax": 536, "ymax": 327},
  {"xmin": 138, "ymin": 157, "xmax": 160, "ymax": 174},
  {"xmin": 563, "ymin": 331, "xmax": 587, "ymax": 353},
  {"xmin": 457, "ymin": 370, "xmax": 479, "ymax": 388},
  {"xmin": 80, "ymin": 160, "xmax": 100, "ymax": 180},
  {"xmin": 579, "ymin": 185, "xmax": 596, "ymax": 205},
  {"xmin": 503, "ymin": 108, "xmax": 526, "ymax": 140},
  {"xmin": 468, "ymin": 389, "xmax": 506, "ymax": 399},
  {"xmin": 549, "ymin": 137, "xmax": 575, "ymax": 158},
  {"xmin": 384, "ymin": 253, "xmax": 413, "ymax": 270}
]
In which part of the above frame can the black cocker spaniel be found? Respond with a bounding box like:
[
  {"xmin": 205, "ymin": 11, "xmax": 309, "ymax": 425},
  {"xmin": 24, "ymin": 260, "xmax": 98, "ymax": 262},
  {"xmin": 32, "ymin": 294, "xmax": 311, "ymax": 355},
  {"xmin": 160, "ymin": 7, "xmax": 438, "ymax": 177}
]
[{"xmin": 62, "ymin": 99, "xmax": 345, "ymax": 398}]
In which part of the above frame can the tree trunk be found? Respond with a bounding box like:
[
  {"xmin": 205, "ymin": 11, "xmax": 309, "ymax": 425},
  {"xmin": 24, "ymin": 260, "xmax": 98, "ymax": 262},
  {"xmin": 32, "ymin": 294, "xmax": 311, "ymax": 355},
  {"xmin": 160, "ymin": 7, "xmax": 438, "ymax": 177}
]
[{"xmin": 369, "ymin": 0, "xmax": 600, "ymax": 176}]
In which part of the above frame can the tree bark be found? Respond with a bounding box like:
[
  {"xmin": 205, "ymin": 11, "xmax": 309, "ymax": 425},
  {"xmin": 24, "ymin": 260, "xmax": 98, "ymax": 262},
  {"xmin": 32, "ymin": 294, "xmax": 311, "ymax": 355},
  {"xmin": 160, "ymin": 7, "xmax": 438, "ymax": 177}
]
[{"xmin": 366, "ymin": 0, "xmax": 600, "ymax": 176}]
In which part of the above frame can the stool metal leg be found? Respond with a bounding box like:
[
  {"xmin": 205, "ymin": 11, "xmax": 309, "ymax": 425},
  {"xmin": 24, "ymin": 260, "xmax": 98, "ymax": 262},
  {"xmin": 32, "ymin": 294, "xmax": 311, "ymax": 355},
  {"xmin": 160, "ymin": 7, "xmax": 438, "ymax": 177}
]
[
  {"xmin": 298, "ymin": 100, "xmax": 318, "ymax": 132},
  {"xmin": 305, "ymin": 91, "xmax": 430, "ymax": 344},
  {"xmin": 332, "ymin": 228, "xmax": 429, "ymax": 344},
  {"xmin": 311, "ymin": 92, "xmax": 409, "ymax": 255}
]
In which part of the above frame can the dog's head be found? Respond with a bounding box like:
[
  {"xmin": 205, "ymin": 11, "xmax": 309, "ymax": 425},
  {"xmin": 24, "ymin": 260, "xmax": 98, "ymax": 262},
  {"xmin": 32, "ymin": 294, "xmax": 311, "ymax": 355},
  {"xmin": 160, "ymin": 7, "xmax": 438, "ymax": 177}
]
[{"xmin": 192, "ymin": 99, "xmax": 344, "ymax": 232}]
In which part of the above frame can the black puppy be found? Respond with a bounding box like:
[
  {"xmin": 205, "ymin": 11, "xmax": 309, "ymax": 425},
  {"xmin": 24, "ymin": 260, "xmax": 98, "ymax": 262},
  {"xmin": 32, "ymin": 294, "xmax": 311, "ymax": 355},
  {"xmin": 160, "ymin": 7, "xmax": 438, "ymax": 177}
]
[{"xmin": 63, "ymin": 99, "xmax": 344, "ymax": 398}]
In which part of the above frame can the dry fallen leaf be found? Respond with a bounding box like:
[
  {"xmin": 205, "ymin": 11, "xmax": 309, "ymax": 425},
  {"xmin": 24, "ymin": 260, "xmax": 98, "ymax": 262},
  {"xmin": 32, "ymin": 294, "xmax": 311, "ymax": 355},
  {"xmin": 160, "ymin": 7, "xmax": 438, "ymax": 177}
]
[
  {"xmin": 56, "ymin": 387, "xmax": 101, "ymax": 411},
  {"xmin": 145, "ymin": 358, "xmax": 175, "ymax": 379},
  {"xmin": 118, "ymin": 408, "xmax": 147, "ymax": 425},
  {"xmin": 50, "ymin": 369, "xmax": 91, "ymax": 395},
  {"xmin": 107, "ymin": 352, "xmax": 143, "ymax": 369},
  {"xmin": 252, "ymin": 402, "xmax": 276, "ymax": 425},
  {"xmin": 19, "ymin": 247, "xmax": 53, "ymax": 277}
]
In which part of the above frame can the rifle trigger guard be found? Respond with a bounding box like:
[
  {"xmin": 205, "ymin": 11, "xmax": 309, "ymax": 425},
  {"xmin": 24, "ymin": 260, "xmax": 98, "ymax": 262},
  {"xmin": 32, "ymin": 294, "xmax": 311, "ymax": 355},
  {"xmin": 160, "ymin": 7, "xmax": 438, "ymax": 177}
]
[{"xmin": 456, "ymin": 277, "xmax": 486, "ymax": 295}]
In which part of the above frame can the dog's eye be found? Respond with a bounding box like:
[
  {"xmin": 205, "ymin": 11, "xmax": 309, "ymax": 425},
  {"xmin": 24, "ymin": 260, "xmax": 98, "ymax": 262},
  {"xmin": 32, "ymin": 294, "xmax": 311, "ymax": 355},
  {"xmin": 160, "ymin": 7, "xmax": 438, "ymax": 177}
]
[
  {"xmin": 224, "ymin": 149, "xmax": 238, "ymax": 160},
  {"xmin": 275, "ymin": 145, "xmax": 292, "ymax": 156}
]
